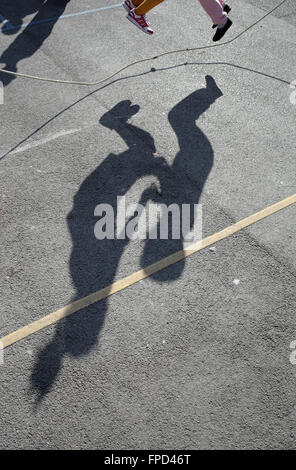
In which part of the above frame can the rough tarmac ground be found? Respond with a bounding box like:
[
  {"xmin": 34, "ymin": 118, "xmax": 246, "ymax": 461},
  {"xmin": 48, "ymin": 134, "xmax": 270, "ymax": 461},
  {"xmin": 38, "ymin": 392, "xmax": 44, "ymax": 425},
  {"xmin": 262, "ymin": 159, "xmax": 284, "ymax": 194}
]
[{"xmin": 0, "ymin": 0, "xmax": 296, "ymax": 449}]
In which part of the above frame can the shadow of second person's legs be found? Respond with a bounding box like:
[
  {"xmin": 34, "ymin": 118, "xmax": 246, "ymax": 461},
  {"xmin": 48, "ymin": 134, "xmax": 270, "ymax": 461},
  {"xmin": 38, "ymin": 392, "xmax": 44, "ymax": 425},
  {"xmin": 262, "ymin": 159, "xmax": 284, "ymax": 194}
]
[
  {"xmin": 0, "ymin": 0, "xmax": 45, "ymax": 34},
  {"xmin": 0, "ymin": 0, "xmax": 71, "ymax": 86}
]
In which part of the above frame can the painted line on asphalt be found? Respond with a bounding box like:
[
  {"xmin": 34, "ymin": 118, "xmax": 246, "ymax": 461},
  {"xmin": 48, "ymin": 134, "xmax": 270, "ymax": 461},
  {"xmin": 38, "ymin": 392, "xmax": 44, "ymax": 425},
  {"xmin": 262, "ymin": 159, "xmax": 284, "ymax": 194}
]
[
  {"xmin": 1, "ymin": 193, "xmax": 296, "ymax": 349},
  {"xmin": 10, "ymin": 129, "xmax": 81, "ymax": 154},
  {"xmin": 1, "ymin": 4, "xmax": 122, "ymax": 33}
]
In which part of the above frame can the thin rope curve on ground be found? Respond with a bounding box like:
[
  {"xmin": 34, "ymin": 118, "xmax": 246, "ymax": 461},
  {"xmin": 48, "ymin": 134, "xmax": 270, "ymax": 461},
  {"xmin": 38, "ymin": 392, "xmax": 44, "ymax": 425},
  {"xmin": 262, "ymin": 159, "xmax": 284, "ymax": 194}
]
[{"xmin": 0, "ymin": 0, "xmax": 289, "ymax": 86}]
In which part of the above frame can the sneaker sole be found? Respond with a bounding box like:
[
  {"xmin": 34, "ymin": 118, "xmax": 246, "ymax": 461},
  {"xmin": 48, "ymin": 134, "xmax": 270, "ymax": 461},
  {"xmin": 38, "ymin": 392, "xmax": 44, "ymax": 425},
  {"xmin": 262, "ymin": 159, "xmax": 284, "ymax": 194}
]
[
  {"xmin": 126, "ymin": 14, "xmax": 153, "ymax": 35},
  {"xmin": 213, "ymin": 19, "xmax": 232, "ymax": 42}
]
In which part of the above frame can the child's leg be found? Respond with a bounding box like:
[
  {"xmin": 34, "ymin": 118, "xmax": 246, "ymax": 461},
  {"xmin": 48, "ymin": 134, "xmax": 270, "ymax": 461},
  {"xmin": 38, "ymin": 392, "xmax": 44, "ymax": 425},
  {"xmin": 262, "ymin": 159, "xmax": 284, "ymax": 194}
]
[
  {"xmin": 134, "ymin": 0, "xmax": 164, "ymax": 16},
  {"xmin": 198, "ymin": 0, "xmax": 227, "ymax": 26},
  {"xmin": 132, "ymin": 0, "xmax": 145, "ymax": 5}
]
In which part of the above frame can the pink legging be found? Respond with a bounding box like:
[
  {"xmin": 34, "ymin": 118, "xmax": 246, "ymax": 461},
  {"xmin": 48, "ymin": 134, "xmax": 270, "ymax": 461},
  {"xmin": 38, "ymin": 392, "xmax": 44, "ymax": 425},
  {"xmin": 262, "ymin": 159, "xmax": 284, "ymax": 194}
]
[{"xmin": 198, "ymin": 0, "xmax": 227, "ymax": 25}]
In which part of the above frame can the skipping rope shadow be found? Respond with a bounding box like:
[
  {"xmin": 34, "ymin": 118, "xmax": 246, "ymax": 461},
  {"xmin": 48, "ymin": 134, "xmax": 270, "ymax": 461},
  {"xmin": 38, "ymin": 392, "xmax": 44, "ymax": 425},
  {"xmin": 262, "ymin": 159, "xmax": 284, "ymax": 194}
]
[
  {"xmin": 30, "ymin": 75, "xmax": 223, "ymax": 402},
  {"xmin": 0, "ymin": 60, "xmax": 290, "ymax": 162},
  {"xmin": 0, "ymin": 0, "xmax": 71, "ymax": 86}
]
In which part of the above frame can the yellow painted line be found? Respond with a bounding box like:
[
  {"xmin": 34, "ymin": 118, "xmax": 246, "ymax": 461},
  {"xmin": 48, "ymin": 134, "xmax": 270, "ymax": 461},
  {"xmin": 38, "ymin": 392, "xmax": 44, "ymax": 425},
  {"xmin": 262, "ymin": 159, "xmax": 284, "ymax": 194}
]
[{"xmin": 1, "ymin": 193, "xmax": 296, "ymax": 350}]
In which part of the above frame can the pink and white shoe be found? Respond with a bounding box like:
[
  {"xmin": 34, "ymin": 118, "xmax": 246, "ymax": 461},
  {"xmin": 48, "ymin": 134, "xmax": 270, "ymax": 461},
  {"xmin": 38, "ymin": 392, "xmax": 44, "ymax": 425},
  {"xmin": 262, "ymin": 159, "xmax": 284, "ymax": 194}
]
[
  {"xmin": 126, "ymin": 9, "xmax": 153, "ymax": 35},
  {"xmin": 122, "ymin": 0, "xmax": 135, "ymax": 12}
]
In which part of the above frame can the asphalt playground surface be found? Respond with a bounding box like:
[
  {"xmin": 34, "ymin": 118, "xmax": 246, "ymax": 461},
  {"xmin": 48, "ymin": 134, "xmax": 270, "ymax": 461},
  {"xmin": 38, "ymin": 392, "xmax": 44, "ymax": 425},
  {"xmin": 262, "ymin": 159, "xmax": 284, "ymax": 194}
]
[{"xmin": 0, "ymin": 0, "xmax": 296, "ymax": 450}]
